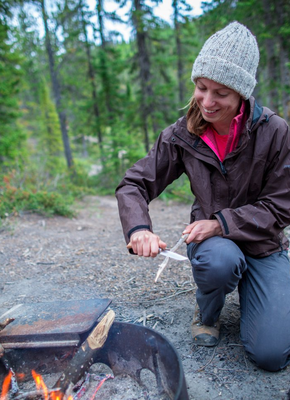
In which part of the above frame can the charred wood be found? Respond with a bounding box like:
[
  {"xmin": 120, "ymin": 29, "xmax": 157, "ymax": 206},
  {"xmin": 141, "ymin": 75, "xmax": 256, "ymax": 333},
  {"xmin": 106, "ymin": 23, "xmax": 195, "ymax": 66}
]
[{"xmin": 53, "ymin": 309, "xmax": 115, "ymax": 399}]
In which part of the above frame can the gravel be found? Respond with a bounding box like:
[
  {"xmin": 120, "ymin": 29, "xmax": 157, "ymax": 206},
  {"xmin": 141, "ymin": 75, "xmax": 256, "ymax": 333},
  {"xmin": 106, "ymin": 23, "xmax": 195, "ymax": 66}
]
[{"xmin": 0, "ymin": 195, "xmax": 290, "ymax": 399}]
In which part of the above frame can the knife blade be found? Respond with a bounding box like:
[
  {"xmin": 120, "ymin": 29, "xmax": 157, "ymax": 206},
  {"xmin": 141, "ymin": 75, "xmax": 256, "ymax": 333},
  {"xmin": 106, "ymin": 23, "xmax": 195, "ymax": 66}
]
[
  {"xmin": 155, "ymin": 233, "xmax": 189, "ymax": 283},
  {"xmin": 126, "ymin": 242, "xmax": 187, "ymax": 260},
  {"xmin": 159, "ymin": 249, "xmax": 188, "ymax": 261}
]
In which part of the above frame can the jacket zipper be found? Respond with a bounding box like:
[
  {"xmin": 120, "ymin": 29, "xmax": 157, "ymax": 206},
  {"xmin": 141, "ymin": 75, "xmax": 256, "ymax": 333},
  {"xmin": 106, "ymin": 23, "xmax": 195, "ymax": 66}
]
[
  {"xmin": 172, "ymin": 102, "xmax": 267, "ymax": 178},
  {"xmin": 173, "ymin": 132, "xmax": 228, "ymax": 176}
]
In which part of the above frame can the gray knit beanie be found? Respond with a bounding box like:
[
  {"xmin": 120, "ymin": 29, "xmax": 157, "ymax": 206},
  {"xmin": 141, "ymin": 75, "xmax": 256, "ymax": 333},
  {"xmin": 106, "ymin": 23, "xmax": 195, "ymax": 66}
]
[{"xmin": 191, "ymin": 21, "xmax": 259, "ymax": 99}]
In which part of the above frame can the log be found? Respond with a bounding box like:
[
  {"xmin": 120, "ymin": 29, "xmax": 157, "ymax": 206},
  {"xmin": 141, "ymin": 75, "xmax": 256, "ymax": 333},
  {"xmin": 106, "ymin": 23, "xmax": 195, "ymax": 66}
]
[{"xmin": 53, "ymin": 309, "xmax": 115, "ymax": 399}]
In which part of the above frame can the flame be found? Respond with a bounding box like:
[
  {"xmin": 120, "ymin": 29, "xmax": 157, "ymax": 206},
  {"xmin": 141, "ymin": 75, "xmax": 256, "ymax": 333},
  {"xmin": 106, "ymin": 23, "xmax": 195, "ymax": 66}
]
[
  {"xmin": 0, "ymin": 370, "xmax": 12, "ymax": 400},
  {"xmin": 31, "ymin": 370, "xmax": 73, "ymax": 400},
  {"xmin": 1, "ymin": 370, "xmax": 73, "ymax": 400},
  {"xmin": 32, "ymin": 370, "xmax": 49, "ymax": 400}
]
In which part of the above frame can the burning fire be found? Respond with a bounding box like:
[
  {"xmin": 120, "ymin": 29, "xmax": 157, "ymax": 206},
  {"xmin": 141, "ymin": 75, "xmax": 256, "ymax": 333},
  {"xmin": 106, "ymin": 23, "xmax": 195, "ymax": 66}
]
[
  {"xmin": 32, "ymin": 370, "xmax": 50, "ymax": 399},
  {"xmin": 1, "ymin": 370, "xmax": 12, "ymax": 400},
  {"xmin": 1, "ymin": 370, "xmax": 73, "ymax": 400},
  {"xmin": 1, "ymin": 369, "xmax": 113, "ymax": 400}
]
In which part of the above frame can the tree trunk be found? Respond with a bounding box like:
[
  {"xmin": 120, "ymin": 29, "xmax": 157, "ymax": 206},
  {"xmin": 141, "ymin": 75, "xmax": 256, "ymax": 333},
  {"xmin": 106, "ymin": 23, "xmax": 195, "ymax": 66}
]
[
  {"xmin": 279, "ymin": 45, "xmax": 290, "ymax": 122},
  {"xmin": 132, "ymin": 0, "xmax": 155, "ymax": 152},
  {"xmin": 79, "ymin": 0, "xmax": 103, "ymax": 155},
  {"xmin": 40, "ymin": 0, "xmax": 74, "ymax": 170},
  {"xmin": 262, "ymin": 0, "xmax": 280, "ymax": 113},
  {"xmin": 173, "ymin": 0, "xmax": 185, "ymax": 112},
  {"xmin": 96, "ymin": 0, "xmax": 113, "ymax": 118},
  {"xmin": 276, "ymin": 0, "xmax": 290, "ymax": 122}
]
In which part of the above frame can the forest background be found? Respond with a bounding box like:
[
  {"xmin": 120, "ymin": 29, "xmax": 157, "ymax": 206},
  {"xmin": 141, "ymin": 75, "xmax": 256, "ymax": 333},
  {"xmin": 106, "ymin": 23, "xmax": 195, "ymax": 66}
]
[{"xmin": 0, "ymin": 0, "xmax": 290, "ymax": 220}]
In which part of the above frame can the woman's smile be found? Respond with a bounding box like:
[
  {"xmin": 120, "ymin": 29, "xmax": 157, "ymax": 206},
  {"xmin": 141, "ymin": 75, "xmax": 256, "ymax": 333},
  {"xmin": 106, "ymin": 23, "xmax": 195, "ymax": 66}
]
[{"xmin": 202, "ymin": 107, "xmax": 219, "ymax": 114}]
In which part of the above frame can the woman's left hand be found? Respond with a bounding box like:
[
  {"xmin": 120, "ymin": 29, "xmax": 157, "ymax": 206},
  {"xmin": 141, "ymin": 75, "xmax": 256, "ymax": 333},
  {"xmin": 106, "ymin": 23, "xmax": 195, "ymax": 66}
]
[{"xmin": 183, "ymin": 220, "xmax": 222, "ymax": 244}]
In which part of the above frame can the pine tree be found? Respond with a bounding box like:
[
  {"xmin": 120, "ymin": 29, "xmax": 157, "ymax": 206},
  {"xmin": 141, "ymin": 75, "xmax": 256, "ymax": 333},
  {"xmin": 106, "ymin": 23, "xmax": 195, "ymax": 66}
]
[
  {"xmin": 0, "ymin": 16, "xmax": 26, "ymax": 164},
  {"xmin": 38, "ymin": 80, "xmax": 63, "ymax": 154},
  {"xmin": 40, "ymin": 0, "xmax": 74, "ymax": 170}
]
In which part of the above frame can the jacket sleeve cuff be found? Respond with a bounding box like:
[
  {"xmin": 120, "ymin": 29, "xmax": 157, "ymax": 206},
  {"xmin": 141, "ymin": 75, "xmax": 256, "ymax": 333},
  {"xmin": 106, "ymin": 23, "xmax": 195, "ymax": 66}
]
[{"xmin": 213, "ymin": 211, "xmax": 229, "ymax": 236}]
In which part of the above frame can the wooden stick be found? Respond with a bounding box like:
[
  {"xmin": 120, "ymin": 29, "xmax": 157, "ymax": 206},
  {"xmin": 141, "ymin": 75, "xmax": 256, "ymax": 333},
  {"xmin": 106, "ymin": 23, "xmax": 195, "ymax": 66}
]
[
  {"xmin": 155, "ymin": 233, "xmax": 189, "ymax": 282},
  {"xmin": 53, "ymin": 309, "xmax": 115, "ymax": 399},
  {"xmin": 14, "ymin": 388, "xmax": 63, "ymax": 400}
]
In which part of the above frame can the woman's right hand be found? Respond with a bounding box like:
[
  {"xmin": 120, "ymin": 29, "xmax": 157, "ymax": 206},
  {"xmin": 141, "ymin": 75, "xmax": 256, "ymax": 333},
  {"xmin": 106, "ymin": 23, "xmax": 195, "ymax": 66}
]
[{"xmin": 127, "ymin": 230, "xmax": 167, "ymax": 258}]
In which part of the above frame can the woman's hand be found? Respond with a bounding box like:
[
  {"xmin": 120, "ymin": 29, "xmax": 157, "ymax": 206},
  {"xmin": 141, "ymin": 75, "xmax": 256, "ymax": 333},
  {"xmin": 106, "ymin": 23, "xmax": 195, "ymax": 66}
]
[
  {"xmin": 183, "ymin": 220, "xmax": 222, "ymax": 244},
  {"xmin": 127, "ymin": 230, "xmax": 167, "ymax": 257}
]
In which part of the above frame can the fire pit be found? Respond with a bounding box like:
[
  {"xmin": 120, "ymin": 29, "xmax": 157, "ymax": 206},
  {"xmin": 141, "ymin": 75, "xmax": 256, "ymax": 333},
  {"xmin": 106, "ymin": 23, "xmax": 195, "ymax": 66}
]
[{"xmin": 0, "ymin": 299, "xmax": 189, "ymax": 400}]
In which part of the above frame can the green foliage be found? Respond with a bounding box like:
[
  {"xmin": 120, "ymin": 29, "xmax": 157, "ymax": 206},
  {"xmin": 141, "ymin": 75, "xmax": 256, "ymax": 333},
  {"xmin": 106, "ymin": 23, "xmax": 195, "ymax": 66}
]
[
  {"xmin": 93, "ymin": 122, "xmax": 147, "ymax": 194},
  {"xmin": 0, "ymin": 188, "xmax": 74, "ymax": 218},
  {"xmin": 0, "ymin": 172, "xmax": 75, "ymax": 218},
  {"xmin": 38, "ymin": 80, "xmax": 63, "ymax": 157},
  {"xmin": 159, "ymin": 175, "xmax": 193, "ymax": 204},
  {"xmin": 0, "ymin": 19, "xmax": 27, "ymax": 163},
  {"xmin": 2, "ymin": 0, "xmax": 289, "ymax": 214},
  {"xmin": 0, "ymin": 162, "xmax": 97, "ymax": 220}
]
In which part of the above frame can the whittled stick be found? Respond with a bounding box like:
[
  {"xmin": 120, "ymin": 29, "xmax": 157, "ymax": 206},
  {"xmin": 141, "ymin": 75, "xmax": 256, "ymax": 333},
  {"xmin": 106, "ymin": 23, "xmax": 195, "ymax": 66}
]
[
  {"xmin": 155, "ymin": 233, "xmax": 189, "ymax": 283},
  {"xmin": 53, "ymin": 310, "xmax": 115, "ymax": 399}
]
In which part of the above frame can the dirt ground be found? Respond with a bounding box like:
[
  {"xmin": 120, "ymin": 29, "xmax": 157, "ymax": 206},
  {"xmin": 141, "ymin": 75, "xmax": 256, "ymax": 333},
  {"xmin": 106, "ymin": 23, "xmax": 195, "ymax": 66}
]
[{"xmin": 0, "ymin": 195, "xmax": 290, "ymax": 400}]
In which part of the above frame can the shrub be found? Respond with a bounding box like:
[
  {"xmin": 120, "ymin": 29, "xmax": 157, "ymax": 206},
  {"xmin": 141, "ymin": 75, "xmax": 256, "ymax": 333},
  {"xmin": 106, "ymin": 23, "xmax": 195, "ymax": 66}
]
[
  {"xmin": 0, "ymin": 170, "xmax": 75, "ymax": 219},
  {"xmin": 0, "ymin": 186, "xmax": 75, "ymax": 218}
]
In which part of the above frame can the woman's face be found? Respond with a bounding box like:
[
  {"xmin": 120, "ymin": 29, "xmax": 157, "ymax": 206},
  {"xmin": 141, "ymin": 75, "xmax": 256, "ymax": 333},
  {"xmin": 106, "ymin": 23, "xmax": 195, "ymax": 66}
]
[{"xmin": 194, "ymin": 78, "xmax": 241, "ymax": 134}]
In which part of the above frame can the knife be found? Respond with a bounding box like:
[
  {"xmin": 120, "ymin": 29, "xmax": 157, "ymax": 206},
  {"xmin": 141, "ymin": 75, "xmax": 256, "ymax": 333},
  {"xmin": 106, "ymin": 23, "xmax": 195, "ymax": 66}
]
[
  {"xmin": 159, "ymin": 249, "xmax": 188, "ymax": 261},
  {"xmin": 155, "ymin": 233, "xmax": 189, "ymax": 283},
  {"xmin": 126, "ymin": 243, "xmax": 187, "ymax": 260}
]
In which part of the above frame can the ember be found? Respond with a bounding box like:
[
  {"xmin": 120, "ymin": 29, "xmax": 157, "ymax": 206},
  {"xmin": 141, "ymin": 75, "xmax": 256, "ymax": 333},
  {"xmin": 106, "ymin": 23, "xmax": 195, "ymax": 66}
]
[{"xmin": 89, "ymin": 374, "xmax": 113, "ymax": 400}]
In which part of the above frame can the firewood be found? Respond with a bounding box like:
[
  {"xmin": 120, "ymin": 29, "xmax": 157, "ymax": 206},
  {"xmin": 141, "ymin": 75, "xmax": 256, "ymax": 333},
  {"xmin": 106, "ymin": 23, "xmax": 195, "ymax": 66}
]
[{"xmin": 53, "ymin": 309, "xmax": 115, "ymax": 399}]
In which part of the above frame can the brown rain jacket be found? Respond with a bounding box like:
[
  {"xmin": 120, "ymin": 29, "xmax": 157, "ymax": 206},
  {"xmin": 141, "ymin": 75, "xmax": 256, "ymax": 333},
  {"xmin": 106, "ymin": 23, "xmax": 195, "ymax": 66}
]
[{"xmin": 116, "ymin": 97, "xmax": 290, "ymax": 257}]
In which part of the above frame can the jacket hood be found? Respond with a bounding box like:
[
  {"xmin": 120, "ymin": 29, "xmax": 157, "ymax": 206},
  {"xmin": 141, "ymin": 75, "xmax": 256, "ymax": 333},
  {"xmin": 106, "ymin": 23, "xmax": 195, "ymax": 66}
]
[{"xmin": 248, "ymin": 97, "xmax": 276, "ymax": 132}]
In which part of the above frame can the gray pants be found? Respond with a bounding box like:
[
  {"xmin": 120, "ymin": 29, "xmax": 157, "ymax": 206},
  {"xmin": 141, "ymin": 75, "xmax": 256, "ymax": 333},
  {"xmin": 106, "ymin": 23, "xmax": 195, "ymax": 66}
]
[{"xmin": 187, "ymin": 236, "xmax": 290, "ymax": 372}]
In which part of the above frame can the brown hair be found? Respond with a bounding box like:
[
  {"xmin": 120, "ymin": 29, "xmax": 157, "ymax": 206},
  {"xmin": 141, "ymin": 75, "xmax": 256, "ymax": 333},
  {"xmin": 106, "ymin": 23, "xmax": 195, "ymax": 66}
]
[{"xmin": 186, "ymin": 95, "xmax": 208, "ymax": 137}]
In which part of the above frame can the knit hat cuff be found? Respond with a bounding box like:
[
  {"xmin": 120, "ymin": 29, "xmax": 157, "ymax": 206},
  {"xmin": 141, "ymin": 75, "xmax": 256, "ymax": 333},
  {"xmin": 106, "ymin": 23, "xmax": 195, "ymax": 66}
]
[{"xmin": 191, "ymin": 55, "xmax": 257, "ymax": 100}]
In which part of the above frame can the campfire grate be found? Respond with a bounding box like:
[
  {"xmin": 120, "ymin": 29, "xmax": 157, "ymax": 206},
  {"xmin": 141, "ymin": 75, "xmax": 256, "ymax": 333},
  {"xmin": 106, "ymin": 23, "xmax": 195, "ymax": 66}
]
[
  {"xmin": 0, "ymin": 298, "xmax": 111, "ymax": 348},
  {"xmin": 0, "ymin": 299, "xmax": 189, "ymax": 400},
  {"xmin": 94, "ymin": 321, "xmax": 189, "ymax": 400}
]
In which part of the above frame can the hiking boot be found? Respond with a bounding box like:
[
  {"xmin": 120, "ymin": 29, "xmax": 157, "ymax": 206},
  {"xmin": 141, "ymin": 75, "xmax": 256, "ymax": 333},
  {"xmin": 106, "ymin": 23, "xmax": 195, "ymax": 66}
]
[{"xmin": 191, "ymin": 307, "xmax": 220, "ymax": 347}]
